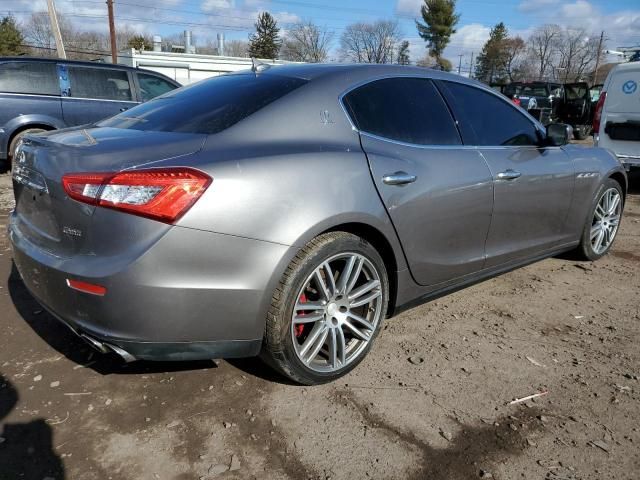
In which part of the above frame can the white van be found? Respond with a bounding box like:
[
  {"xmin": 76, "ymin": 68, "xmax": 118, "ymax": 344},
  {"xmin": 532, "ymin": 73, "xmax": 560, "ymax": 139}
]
[{"xmin": 594, "ymin": 62, "xmax": 640, "ymax": 171}]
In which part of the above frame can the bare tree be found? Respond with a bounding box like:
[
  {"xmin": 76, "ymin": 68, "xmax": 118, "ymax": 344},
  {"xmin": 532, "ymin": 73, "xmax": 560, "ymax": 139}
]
[
  {"xmin": 528, "ymin": 24, "xmax": 561, "ymax": 80},
  {"xmin": 340, "ymin": 20, "xmax": 401, "ymax": 64},
  {"xmin": 557, "ymin": 28, "xmax": 602, "ymax": 82},
  {"xmin": 225, "ymin": 39, "xmax": 249, "ymax": 57},
  {"xmin": 504, "ymin": 36, "xmax": 526, "ymax": 81},
  {"xmin": 281, "ymin": 21, "xmax": 333, "ymax": 63}
]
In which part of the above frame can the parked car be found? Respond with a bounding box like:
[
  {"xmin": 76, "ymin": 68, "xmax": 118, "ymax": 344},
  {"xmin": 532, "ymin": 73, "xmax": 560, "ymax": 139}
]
[
  {"xmin": 594, "ymin": 61, "xmax": 640, "ymax": 171},
  {"xmin": 556, "ymin": 82, "xmax": 603, "ymax": 140},
  {"xmin": 0, "ymin": 57, "xmax": 180, "ymax": 167},
  {"xmin": 10, "ymin": 64, "xmax": 626, "ymax": 385},
  {"xmin": 503, "ymin": 81, "xmax": 563, "ymax": 125}
]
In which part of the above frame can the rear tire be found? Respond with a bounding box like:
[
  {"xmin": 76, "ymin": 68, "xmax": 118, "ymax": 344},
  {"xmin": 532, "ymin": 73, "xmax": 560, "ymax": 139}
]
[
  {"xmin": 8, "ymin": 128, "xmax": 46, "ymax": 171},
  {"xmin": 575, "ymin": 178, "xmax": 623, "ymax": 261},
  {"xmin": 262, "ymin": 232, "xmax": 389, "ymax": 385},
  {"xmin": 573, "ymin": 125, "xmax": 590, "ymax": 141}
]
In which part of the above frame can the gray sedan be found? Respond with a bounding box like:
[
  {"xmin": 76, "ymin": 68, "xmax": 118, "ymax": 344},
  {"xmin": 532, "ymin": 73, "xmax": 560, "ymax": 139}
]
[{"xmin": 10, "ymin": 64, "xmax": 626, "ymax": 385}]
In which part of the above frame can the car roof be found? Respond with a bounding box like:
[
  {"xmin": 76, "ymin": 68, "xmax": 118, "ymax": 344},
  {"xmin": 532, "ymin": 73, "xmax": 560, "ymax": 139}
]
[
  {"xmin": 253, "ymin": 62, "xmax": 491, "ymax": 90},
  {"xmin": 1, "ymin": 56, "xmax": 137, "ymax": 71}
]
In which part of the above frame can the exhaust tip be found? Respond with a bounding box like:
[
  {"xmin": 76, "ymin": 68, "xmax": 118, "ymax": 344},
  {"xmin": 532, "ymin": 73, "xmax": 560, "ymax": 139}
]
[
  {"xmin": 106, "ymin": 343, "xmax": 137, "ymax": 363},
  {"xmin": 79, "ymin": 333, "xmax": 110, "ymax": 354}
]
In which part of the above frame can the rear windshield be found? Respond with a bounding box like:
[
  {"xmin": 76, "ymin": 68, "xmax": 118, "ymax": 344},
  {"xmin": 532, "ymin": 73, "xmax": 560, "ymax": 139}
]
[{"xmin": 98, "ymin": 73, "xmax": 307, "ymax": 134}]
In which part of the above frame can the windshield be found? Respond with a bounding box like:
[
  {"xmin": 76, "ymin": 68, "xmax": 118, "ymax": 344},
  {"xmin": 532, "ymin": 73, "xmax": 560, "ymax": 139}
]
[{"xmin": 98, "ymin": 73, "xmax": 307, "ymax": 134}]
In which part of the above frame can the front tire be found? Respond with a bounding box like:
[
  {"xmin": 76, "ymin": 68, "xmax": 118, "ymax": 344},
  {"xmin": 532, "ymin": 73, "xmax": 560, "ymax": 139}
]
[
  {"xmin": 262, "ymin": 232, "xmax": 389, "ymax": 385},
  {"xmin": 575, "ymin": 179, "xmax": 623, "ymax": 260}
]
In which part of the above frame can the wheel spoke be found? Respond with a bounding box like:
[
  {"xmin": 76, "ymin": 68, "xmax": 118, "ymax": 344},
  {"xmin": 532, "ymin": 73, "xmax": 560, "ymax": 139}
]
[
  {"xmin": 336, "ymin": 255, "xmax": 357, "ymax": 294},
  {"xmin": 299, "ymin": 323, "xmax": 327, "ymax": 358},
  {"xmin": 590, "ymin": 224, "xmax": 601, "ymax": 240},
  {"xmin": 348, "ymin": 279, "xmax": 380, "ymax": 303},
  {"xmin": 293, "ymin": 313, "xmax": 324, "ymax": 324},
  {"xmin": 608, "ymin": 194, "xmax": 620, "ymax": 215},
  {"xmin": 313, "ymin": 268, "xmax": 332, "ymax": 301},
  {"xmin": 595, "ymin": 204, "xmax": 606, "ymax": 220},
  {"xmin": 305, "ymin": 327, "xmax": 329, "ymax": 364},
  {"xmin": 343, "ymin": 317, "xmax": 370, "ymax": 341},
  {"xmin": 609, "ymin": 215, "xmax": 620, "ymax": 226},
  {"xmin": 593, "ymin": 229, "xmax": 604, "ymax": 252},
  {"xmin": 336, "ymin": 327, "xmax": 347, "ymax": 365},
  {"xmin": 295, "ymin": 301, "xmax": 324, "ymax": 312},
  {"xmin": 323, "ymin": 262, "xmax": 337, "ymax": 297},
  {"xmin": 345, "ymin": 257, "xmax": 364, "ymax": 296},
  {"xmin": 346, "ymin": 311, "xmax": 374, "ymax": 331},
  {"xmin": 350, "ymin": 288, "xmax": 382, "ymax": 308}
]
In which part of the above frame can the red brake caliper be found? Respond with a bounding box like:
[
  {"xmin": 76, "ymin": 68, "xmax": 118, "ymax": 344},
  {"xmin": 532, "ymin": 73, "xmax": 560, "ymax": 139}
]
[{"xmin": 295, "ymin": 293, "xmax": 307, "ymax": 337}]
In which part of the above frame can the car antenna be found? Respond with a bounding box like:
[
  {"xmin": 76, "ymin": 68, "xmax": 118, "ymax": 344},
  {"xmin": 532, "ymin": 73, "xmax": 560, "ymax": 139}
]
[{"xmin": 251, "ymin": 58, "xmax": 271, "ymax": 74}]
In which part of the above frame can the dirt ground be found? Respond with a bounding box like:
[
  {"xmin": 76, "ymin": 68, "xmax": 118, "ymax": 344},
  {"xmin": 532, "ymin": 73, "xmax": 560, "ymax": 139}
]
[{"xmin": 0, "ymin": 165, "xmax": 639, "ymax": 480}]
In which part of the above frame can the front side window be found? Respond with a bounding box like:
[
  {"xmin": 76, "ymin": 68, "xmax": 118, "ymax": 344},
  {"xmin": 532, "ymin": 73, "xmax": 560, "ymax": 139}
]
[
  {"xmin": 342, "ymin": 77, "xmax": 461, "ymax": 146},
  {"xmin": 442, "ymin": 81, "xmax": 540, "ymax": 146},
  {"xmin": 67, "ymin": 67, "xmax": 133, "ymax": 101},
  {"xmin": 99, "ymin": 73, "xmax": 307, "ymax": 134},
  {"xmin": 137, "ymin": 73, "xmax": 177, "ymax": 102},
  {"xmin": 0, "ymin": 62, "xmax": 59, "ymax": 96}
]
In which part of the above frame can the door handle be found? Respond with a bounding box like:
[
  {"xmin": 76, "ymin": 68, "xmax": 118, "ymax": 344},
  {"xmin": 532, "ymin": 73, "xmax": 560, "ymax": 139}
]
[
  {"xmin": 496, "ymin": 169, "xmax": 522, "ymax": 180},
  {"xmin": 119, "ymin": 107, "xmax": 129, "ymax": 112},
  {"xmin": 382, "ymin": 171, "xmax": 417, "ymax": 186}
]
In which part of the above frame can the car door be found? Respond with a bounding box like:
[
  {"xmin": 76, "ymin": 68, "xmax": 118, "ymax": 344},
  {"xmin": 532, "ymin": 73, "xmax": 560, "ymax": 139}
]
[
  {"xmin": 58, "ymin": 64, "xmax": 138, "ymax": 126},
  {"xmin": 560, "ymin": 82, "xmax": 592, "ymax": 126},
  {"xmin": 342, "ymin": 77, "xmax": 494, "ymax": 286},
  {"xmin": 438, "ymin": 80, "xmax": 575, "ymax": 268}
]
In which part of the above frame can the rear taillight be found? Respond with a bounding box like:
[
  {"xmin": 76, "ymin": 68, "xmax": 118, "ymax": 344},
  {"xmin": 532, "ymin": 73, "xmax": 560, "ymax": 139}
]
[
  {"xmin": 62, "ymin": 168, "xmax": 211, "ymax": 223},
  {"xmin": 593, "ymin": 91, "xmax": 607, "ymax": 134}
]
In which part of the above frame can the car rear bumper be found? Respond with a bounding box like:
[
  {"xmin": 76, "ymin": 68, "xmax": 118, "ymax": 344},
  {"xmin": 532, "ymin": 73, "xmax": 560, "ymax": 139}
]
[{"xmin": 9, "ymin": 213, "xmax": 292, "ymax": 361}]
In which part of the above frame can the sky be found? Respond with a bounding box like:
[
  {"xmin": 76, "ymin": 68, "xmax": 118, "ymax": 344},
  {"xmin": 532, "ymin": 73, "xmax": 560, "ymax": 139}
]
[{"xmin": 4, "ymin": 0, "xmax": 640, "ymax": 69}]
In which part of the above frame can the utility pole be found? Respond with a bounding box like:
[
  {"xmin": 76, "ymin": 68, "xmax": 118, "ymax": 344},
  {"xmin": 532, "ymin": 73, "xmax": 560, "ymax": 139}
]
[
  {"xmin": 593, "ymin": 31, "xmax": 605, "ymax": 84},
  {"xmin": 457, "ymin": 53, "xmax": 464, "ymax": 75},
  {"xmin": 107, "ymin": 0, "xmax": 118, "ymax": 64},
  {"xmin": 469, "ymin": 51, "xmax": 475, "ymax": 78},
  {"xmin": 46, "ymin": 0, "xmax": 66, "ymax": 59}
]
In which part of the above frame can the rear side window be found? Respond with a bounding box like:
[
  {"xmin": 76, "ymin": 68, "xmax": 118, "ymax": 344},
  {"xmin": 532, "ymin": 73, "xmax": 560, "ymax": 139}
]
[
  {"xmin": 137, "ymin": 73, "xmax": 177, "ymax": 102},
  {"xmin": 0, "ymin": 62, "xmax": 59, "ymax": 95},
  {"xmin": 98, "ymin": 73, "xmax": 307, "ymax": 134},
  {"xmin": 343, "ymin": 78, "xmax": 461, "ymax": 146},
  {"xmin": 67, "ymin": 66, "xmax": 133, "ymax": 101},
  {"xmin": 441, "ymin": 81, "xmax": 539, "ymax": 146}
]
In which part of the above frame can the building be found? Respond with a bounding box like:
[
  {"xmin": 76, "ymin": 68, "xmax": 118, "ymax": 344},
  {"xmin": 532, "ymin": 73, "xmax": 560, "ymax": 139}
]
[{"xmin": 111, "ymin": 49, "xmax": 294, "ymax": 85}]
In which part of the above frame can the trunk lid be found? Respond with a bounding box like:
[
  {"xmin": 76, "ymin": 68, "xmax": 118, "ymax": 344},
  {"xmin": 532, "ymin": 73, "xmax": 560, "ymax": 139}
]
[{"xmin": 12, "ymin": 127, "xmax": 206, "ymax": 258}]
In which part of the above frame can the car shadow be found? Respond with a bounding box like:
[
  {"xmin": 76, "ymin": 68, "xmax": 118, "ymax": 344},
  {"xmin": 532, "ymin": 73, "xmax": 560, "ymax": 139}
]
[
  {"xmin": 8, "ymin": 264, "xmax": 219, "ymax": 377},
  {"xmin": 0, "ymin": 374, "xmax": 66, "ymax": 479}
]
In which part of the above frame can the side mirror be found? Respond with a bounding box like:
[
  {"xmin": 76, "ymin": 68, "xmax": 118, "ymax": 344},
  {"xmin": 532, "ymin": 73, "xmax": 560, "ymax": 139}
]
[{"xmin": 546, "ymin": 123, "xmax": 572, "ymax": 146}]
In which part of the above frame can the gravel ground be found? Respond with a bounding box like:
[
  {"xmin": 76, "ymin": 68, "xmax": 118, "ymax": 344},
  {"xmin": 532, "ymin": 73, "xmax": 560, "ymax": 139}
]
[{"xmin": 0, "ymin": 167, "xmax": 639, "ymax": 480}]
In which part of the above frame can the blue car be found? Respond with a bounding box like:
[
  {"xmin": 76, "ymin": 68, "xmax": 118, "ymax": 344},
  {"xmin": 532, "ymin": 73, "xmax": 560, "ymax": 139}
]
[{"xmin": 0, "ymin": 57, "xmax": 180, "ymax": 167}]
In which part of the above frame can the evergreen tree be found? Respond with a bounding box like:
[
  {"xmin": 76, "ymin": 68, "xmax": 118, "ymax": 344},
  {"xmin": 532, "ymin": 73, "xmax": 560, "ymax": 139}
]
[
  {"xmin": 248, "ymin": 12, "xmax": 282, "ymax": 59},
  {"xmin": 475, "ymin": 22, "xmax": 509, "ymax": 84},
  {"xmin": 397, "ymin": 40, "xmax": 410, "ymax": 65},
  {"xmin": 415, "ymin": 0, "xmax": 459, "ymax": 62},
  {"xmin": 126, "ymin": 35, "xmax": 152, "ymax": 51},
  {"xmin": 0, "ymin": 16, "xmax": 24, "ymax": 56}
]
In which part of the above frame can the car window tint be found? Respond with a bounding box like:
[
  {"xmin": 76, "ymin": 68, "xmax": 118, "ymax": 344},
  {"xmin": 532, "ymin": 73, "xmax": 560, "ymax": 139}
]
[
  {"xmin": 343, "ymin": 78, "xmax": 461, "ymax": 146},
  {"xmin": 67, "ymin": 67, "xmax": 132, "ymax": 101},
  {"xmin": 442, "ymin": 81, "xmax": 539, "ymax": 146},
  {"xmin": 565, "ymin": 84, "xmax": 588, "ymax": 100},
  {"xmin": 0, "ymin": 62, "xmax": 59, "ymax": 95},
  {"xmin": 98, "ymin": 73, "xmax": 307, "ymax": 134},
  {"xmin": 137, "ymin": 73, "xmax": 177, "ymax": 102}
]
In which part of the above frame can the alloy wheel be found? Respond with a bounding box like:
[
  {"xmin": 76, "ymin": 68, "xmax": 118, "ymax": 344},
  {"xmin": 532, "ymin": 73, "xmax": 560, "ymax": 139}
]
[
  {"xmin": 591, "ymin": 187, "xmax": 621, "ymax": 255},
  {"xmin": 291, "ymin": 252, "xmax": 384, "ymax": 373}
]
